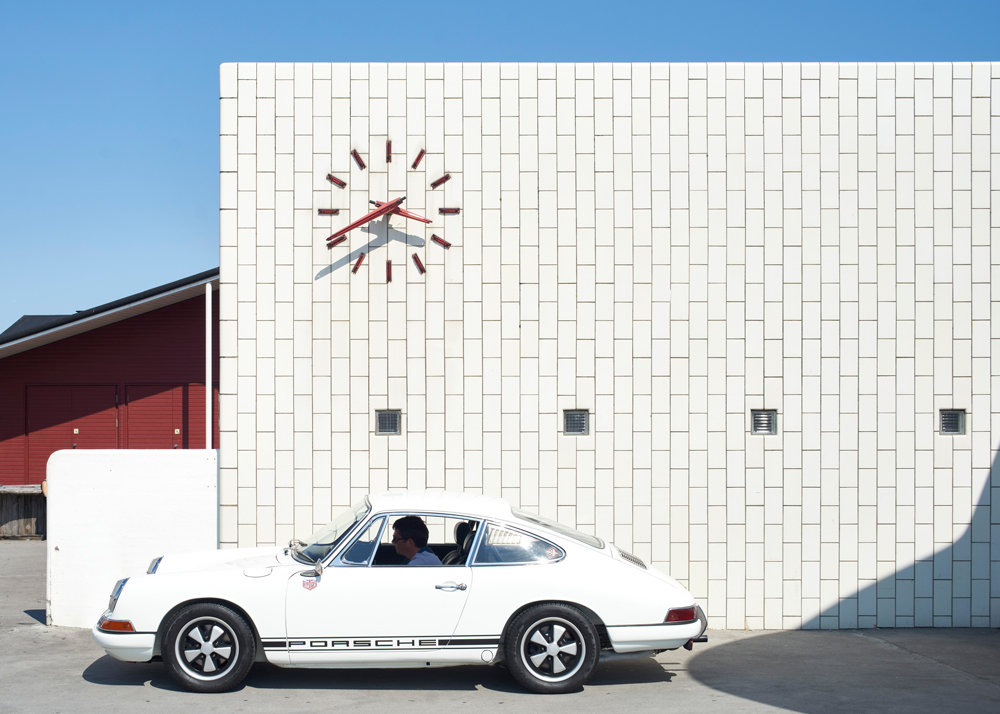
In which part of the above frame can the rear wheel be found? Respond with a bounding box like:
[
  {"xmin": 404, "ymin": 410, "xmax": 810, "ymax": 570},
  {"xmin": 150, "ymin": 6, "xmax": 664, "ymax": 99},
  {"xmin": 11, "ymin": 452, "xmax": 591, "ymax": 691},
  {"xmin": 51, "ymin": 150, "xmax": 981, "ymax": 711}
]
[
  {"xmin": 504, "ymin": 603, "xmax": 599, "ymax": 694},
  {"xmin": 162, "ymin": 603, "xmax": 255, "ymax": 693}
]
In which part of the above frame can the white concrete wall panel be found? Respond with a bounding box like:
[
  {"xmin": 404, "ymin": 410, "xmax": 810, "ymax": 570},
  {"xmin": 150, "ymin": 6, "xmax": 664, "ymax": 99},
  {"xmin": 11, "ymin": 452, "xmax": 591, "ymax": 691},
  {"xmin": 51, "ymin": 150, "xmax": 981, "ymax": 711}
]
[
  {"xmin": 46, "ymin": 450, "xmax": 218, "ymax": 628},
  {"xmin": 220, "ymin": 62, "xmax": 1000, "ymax": 629}
]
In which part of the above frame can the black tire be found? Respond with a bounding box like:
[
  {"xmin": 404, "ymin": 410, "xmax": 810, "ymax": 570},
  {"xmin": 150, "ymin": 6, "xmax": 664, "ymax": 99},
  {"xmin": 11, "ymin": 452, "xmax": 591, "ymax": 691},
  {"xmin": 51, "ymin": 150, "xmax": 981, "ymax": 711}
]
[
  {"xmin": 504, "ymin": 603, "xmax": 600, "ymax": 694},
  {"xmin": 162, "ymin": 603, "xmax": 255, "ymax": 693}
]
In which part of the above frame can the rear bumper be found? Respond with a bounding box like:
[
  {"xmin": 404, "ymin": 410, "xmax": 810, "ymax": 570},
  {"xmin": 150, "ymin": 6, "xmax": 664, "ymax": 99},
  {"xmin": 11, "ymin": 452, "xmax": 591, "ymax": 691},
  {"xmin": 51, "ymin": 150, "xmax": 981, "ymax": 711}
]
[
  {"xmin": 92, "ymin": 624, "xmax": 155, "ymax": 663},
  {"xmin": 606, "ymin": 605, "xmax": 708, "ymax": 653}
]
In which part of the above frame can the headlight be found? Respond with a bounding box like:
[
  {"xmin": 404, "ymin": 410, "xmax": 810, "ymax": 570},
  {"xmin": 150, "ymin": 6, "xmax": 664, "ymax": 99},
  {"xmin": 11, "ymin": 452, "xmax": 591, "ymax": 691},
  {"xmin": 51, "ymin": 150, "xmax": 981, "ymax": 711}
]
[
  {"xmin": 147, "ymin": 556, "xmax": 163, "ymax": 574},
  {"xmin": 108, "ymin": 578, "xmax": 129, "ymax": 612}
]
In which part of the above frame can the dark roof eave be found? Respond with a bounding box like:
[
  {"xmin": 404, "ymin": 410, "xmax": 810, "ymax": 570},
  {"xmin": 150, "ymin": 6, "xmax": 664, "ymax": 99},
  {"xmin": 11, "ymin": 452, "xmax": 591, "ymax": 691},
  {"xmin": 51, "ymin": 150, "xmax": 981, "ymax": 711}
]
[{"xmin": 0, "ymin": 268, "xmax": 220, "ymax": 347}]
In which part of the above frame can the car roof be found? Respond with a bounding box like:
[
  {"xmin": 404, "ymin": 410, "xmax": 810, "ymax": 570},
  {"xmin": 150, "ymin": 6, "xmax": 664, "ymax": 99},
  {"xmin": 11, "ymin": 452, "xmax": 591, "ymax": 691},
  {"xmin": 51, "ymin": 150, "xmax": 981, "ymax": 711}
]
[{"xmin": 367, "ymin": 491, "xmax": 515, "ymax": 521}]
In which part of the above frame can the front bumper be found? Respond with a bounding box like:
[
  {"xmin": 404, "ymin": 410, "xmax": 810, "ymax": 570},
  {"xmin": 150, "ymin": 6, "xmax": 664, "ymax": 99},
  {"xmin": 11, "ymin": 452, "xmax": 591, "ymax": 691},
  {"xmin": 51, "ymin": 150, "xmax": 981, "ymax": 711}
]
[
  {"xmin": 92, "ymin": 620, "xmax": 155, "ymax": 663},
  {"xmin": 606, "ymin": 605, "xmax": 708, "ymax": 653}
]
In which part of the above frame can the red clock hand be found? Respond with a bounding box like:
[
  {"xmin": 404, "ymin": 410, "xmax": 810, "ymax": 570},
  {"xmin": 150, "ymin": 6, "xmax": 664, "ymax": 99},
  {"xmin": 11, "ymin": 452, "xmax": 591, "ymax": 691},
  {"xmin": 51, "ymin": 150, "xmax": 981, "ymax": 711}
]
[
  {"xmin": 369, "ymin": 200, "xmax": 433, "ymax": 225},
  {"xmin": 391, "ymin": 206, "xmax": 432, "ymax": 224},
  {"xmin": 327, "ymin": 197, "xmax": 405, "ymax": 242},
  {"xmin": 326, "ymin": 196, "xmax": 434, "ymax": 245}
]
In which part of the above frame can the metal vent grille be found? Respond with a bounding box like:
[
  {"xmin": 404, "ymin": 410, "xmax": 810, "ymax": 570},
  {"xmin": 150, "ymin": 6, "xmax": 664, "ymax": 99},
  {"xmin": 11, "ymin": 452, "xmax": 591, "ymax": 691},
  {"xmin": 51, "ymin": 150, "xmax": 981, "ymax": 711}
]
[
  {"xmin": 751, "ymin": 410, "xmax": 777, "ymax": 435},
  {"xmin": 564, "ymin": 410, "xmax": 589, "ymax": 435},
  {"xmin": 618, "ymin": 548, "xmax": 647, "ymax": 570},
  {"xmin": 376, "ymin": 410, "xmax": 401, "ymax": 435},
  {"xmin": 940, "ymin": 409, "xmax": 966, "ymax": 435}
]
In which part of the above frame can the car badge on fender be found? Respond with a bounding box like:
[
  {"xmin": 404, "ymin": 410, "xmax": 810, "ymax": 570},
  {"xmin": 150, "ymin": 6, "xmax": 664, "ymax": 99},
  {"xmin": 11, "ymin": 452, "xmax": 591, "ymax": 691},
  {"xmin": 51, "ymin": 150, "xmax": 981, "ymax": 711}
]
[
  {"xmin": 546, "ymin": 547, "xmax": 559, "ymax": 559},
  {"xmin": 302, "ymin": 578, "xmax": 318, "ymax": 591}
]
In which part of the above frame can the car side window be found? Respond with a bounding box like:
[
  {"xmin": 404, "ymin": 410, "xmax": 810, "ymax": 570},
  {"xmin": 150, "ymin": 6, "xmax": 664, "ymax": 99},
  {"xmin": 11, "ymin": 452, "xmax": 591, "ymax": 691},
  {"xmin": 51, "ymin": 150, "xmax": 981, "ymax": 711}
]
[
  {"xmin": 341, "ymin": 516, "xmax": 385, "ymax": 565},
  {"xmin": 473, "ymin": 523, "xmax": 565, "ymax": 565}
]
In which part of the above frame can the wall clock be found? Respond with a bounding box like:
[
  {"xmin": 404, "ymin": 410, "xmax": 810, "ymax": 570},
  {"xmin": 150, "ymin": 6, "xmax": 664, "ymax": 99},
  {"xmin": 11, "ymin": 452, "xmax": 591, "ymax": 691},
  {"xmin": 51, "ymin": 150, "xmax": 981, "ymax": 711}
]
[{"xmin": 319, "ymin": 142, "xmax": 459, "ymax": 282}]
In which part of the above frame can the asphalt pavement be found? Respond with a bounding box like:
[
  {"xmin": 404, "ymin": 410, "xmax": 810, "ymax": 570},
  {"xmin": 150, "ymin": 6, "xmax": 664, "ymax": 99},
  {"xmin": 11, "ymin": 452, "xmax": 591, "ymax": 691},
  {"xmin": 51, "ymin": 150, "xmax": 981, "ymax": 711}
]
[{"xmin": 2, "ymin": 539, "xmax": 1000, "ymax": 713}]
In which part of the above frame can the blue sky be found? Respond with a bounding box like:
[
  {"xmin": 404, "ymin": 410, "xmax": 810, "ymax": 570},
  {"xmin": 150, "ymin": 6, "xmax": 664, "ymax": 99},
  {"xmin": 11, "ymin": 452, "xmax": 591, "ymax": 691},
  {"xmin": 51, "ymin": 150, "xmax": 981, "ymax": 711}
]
[{"xmin": 0, "ymin": 0, "xmax": 997, "ymax": 334}]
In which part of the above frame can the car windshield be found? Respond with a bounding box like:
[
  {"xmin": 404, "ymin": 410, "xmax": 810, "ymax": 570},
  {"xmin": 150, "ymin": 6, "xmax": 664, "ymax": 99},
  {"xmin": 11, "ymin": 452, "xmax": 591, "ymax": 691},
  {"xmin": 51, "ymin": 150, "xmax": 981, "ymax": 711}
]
[
  {"xmin": 298, "ymin": 500, "xmax": 370, "ymax": 563},
  {"xmin": 512, "ymin": 508, "xmax": 605, "ymax": 549}
]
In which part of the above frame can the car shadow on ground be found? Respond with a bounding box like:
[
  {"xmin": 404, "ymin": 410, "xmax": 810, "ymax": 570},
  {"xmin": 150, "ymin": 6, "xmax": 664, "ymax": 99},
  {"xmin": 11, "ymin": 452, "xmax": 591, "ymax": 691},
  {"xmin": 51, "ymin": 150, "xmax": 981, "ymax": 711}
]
[{"xmin": 82, "ymin": 655, "xmax": 674, "ymax": 693}]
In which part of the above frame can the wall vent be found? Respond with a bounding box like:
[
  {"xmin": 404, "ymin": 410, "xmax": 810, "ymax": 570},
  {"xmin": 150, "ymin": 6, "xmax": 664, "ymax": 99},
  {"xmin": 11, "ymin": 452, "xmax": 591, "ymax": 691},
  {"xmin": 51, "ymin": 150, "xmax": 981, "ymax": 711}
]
[
  {"xmin": 564, "ymin": 410, "xmax": 589, "ymax": 435},
  {"xmin": 751, "ymin": 410, "xmax": 777, "ymax": 435},
  {"xmin": 376, "ymin": 410, "xmax": 401, "ymax": 435},
  {"xmin": 940, "ymin": 409, "xmax": 966, "ymax": 435}
]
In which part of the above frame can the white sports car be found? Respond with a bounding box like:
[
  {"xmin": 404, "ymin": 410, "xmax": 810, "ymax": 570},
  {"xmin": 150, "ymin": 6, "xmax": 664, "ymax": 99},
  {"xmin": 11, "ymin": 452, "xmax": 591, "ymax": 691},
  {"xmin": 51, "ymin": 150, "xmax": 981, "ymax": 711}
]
[{"xmin": 93, "ymin": 492, "xmax": 707, "ymax": 693}]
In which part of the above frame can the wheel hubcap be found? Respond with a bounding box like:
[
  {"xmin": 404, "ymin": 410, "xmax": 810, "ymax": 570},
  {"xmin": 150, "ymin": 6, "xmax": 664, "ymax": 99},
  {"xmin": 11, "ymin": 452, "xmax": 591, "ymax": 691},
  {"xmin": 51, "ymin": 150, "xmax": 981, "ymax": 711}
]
[
  {"xmin": 176, "ymin": 617, "xmax": 238, "ymax": 680},
  {"xmin": 520, "ymin": 617, "xmax": 585, "ymax": 682}
]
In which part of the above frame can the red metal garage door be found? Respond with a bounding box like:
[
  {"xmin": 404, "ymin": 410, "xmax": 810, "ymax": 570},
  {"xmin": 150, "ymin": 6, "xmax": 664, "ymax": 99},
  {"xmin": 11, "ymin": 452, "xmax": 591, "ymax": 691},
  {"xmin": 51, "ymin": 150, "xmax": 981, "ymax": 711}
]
[
  {"xmin": 26, "ymin": 385, "xmax": 118, "ymax": 483},
  {"xmin": 126, "ymin": 384, "xmax": 218, "ymax": 449}
]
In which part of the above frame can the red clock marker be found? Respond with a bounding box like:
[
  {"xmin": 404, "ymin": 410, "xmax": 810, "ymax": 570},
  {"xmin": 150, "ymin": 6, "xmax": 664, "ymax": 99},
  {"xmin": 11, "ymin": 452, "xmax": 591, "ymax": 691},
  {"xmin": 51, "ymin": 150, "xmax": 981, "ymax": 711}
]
[
  {"xmin": 386, "ymin": 260, "xmax": 392, "ymax": 283},
  {"xmin": 386, "ymin": 140, "xmax": 392, "ymax": 163},
  {"xmin": 352, "ymin": 149, "xmax": 366, "ymax": 170},
  {"xmin": 326, "ymin": 174, "xmax": 346, "ymax": 188},
  {"xmin": 438, "ymin": 207, "xmax": 461, "ymax": 215},
  {"xmin": 430, "ymin": 174, "xmax": 451, "ymax": 189},
  {"xmin": 352, "ymin": 253, "xmax": 366, "ymax": 273},
  {"xmin": 412, "ymin": 253, "xmax": 426, "ymax": 274},
  {"xmin": 318, "ymin": 208, "xmax": 340, "ymax": 215},
  {"xmin": 327, "ymin": 236, "xmax": 347, "ymax": 249},
  {"xmin": 411, "ymin": 149, "xmax": 425, "ymax": 170},
  {"xmin": 431, "ymin": 235, "xmax": 451, "ymax": 248}
]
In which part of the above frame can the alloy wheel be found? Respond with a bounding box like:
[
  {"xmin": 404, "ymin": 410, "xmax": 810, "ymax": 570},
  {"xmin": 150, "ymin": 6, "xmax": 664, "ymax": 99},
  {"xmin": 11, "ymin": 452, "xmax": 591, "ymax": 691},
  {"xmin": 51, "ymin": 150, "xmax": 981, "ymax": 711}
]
[
  {"xmin": 519, "ymin": 616, "xmax": 586, "ymax": 682},
  {"xmin": 175, "ymin": 616, "xmax": 239, "ymax": 680}
]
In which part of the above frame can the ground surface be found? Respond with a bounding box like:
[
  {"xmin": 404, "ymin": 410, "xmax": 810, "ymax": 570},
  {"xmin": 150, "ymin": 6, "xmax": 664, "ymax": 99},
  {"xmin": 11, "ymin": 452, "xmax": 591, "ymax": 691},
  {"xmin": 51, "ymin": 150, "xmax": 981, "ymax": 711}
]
[{"xmin": 2, "ymin": 539, "xmax": 1000, "ymax": 713}]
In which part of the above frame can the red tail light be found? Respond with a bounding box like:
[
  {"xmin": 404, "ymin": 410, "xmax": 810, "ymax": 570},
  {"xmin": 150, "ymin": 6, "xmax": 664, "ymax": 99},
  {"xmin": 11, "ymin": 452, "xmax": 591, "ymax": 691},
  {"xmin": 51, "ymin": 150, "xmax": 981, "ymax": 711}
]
[
  {"xmin": 665, "ymin": 607, "xmax": 697, "ymax": 623},
  {"xmin": 98, "ymin": 615, "xmax": 135, "ymax": 632}
]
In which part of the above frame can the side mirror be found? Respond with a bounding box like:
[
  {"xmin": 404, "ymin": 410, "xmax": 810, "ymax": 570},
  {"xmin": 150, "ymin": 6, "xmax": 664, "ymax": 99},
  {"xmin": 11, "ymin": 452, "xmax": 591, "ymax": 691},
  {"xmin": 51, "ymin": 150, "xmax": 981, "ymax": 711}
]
[{"xmin": 303, "ymin": 554, "xmax": 323, "ymax": 577}]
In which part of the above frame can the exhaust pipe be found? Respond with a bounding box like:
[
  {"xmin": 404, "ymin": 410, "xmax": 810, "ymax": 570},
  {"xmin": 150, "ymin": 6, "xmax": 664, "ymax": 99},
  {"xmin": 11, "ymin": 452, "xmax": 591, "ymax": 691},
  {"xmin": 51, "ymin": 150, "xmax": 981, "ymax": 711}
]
[{"xmin": 683, "ymin": 635, "xmax": 708, "ymax": 651}]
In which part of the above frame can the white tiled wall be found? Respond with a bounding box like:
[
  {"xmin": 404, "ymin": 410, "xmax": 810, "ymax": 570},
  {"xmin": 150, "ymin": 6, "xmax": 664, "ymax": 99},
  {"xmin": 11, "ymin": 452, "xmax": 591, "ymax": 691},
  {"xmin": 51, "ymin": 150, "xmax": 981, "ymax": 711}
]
[{"xmin": 220, "ymin": 62, "xmax": 999, "ymax": 629}]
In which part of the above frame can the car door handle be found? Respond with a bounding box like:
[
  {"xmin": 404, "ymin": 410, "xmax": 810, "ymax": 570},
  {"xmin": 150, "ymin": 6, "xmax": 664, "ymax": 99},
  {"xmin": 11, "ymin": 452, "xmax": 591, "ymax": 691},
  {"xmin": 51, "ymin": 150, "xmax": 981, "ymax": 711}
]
[{"xmin": 435, "ymin": 582, "xmax": 468, "ymax": 591}]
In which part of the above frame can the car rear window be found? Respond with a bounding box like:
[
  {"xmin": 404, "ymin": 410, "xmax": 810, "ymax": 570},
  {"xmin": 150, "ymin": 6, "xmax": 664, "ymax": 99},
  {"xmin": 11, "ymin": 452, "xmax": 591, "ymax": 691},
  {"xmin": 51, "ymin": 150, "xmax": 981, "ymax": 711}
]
[
  {"xmin": 511, "ymin": 508, "xmax": 604, "ymax": 549},
  {"xmin": 474, "ymin": 524, "xmax": 565, "ymax": 565}
]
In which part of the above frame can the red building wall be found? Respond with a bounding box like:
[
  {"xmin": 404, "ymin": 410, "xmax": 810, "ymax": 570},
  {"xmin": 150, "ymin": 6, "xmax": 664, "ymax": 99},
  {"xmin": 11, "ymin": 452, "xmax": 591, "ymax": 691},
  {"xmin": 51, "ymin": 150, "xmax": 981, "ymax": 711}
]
[{"xmin": 0, "ymin": 293, "xmax": 220, "ymax": 485}]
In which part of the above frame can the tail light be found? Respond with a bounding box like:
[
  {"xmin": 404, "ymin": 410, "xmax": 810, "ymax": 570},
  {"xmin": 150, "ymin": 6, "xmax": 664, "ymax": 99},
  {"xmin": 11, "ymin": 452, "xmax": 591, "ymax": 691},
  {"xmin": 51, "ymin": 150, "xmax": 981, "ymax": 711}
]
[
  {"xmin": 98, "ymin": 615, "xmax": 135, "ymax": 632},
  {"xmin": 665, "ymin": 607, "xmax": 697, "ymax": 623}
]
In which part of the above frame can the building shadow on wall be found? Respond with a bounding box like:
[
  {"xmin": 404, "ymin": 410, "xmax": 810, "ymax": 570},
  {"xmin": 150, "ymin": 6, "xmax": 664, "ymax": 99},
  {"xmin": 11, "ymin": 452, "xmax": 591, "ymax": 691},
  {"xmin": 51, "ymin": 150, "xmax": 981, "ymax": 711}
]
[
  {"xmin": 685, "ymin": 450, "xmax": 998, "ymax": 713},
  {"xmin": 314, "ymin": 217, "xmax": 424, "ymax": 281}
]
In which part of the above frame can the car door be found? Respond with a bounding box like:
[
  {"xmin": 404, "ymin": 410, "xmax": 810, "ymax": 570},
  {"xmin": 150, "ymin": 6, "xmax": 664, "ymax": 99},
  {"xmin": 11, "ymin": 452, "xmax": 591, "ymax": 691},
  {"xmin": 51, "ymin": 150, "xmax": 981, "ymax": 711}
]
[
  {"xmin": 453, "ymin": 521, "xmax": 568, "ymax": 639},
  {"xmin": 284, "ymin": 514, "xmax": 477, "ymax": 666}
]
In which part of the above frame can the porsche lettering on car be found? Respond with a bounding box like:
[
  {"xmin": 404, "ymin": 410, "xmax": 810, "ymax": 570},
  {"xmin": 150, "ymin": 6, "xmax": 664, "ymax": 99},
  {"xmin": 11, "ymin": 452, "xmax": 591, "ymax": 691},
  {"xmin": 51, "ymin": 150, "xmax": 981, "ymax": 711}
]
[{"xmin": 93, "ymin": 491, "xmax": 708, "ymax": 693}]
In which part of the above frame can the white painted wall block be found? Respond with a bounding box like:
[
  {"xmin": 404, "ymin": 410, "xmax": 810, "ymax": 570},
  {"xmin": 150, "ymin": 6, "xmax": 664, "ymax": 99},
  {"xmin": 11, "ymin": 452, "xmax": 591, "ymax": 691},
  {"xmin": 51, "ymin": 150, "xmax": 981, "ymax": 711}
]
[{"xmin": 46, "ymin": 450, "xmax": 218, "ymax": 629}]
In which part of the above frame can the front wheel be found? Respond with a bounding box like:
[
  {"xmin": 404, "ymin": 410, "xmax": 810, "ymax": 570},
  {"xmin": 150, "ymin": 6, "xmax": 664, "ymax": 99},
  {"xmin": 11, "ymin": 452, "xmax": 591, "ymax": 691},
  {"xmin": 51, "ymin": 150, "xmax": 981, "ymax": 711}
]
[
  {"xmin": 162, "ymin": 603, "xmax": 255, "ymax": 693},
  {"xmin": 504, "ymin": 603, "xmax": 600, "ymax": 694}
]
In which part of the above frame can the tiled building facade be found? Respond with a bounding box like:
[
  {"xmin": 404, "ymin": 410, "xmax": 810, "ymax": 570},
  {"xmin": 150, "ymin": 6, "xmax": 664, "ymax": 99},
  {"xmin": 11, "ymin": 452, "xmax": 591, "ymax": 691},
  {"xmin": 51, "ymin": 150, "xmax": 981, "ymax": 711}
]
[{"xmin": 219, "ymin": 62, "xmax": 999, "ymax": 629}]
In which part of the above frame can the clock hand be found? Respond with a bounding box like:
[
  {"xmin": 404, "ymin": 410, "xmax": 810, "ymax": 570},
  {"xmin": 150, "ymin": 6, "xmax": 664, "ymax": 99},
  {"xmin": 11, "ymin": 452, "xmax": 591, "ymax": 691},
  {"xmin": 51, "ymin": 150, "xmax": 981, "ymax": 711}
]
[
  {"xmin": 370, "ymin": 199, "xmax": 432, "ymax": 224},
  {"xmin": 391, "ymin": 207, "xmax": 433, "ymax": 224},
  {"xmin": 327, "ymin": 197, "xmax": 405, "ymax": 242}
]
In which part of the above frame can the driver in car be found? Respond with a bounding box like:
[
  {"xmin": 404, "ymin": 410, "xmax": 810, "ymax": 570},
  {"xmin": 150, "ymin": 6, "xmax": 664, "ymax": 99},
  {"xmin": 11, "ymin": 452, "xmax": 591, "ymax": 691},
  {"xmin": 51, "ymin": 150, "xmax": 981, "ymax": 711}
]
[{"xmin": 392, "ymin": 516, "xmax": 443, "ymax": 566}]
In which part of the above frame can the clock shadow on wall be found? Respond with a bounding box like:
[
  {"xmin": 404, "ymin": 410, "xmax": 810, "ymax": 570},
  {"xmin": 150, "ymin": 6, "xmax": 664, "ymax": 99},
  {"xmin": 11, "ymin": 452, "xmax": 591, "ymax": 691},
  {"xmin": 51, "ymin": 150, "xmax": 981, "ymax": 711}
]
[{"xmin": 314, "ymin": 216, "xmax": 425, "ymax": 281}]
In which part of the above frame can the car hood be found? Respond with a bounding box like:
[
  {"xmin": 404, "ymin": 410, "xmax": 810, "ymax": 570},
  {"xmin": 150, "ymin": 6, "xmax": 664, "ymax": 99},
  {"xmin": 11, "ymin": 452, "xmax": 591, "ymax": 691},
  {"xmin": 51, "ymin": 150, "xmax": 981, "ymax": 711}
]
[{"xmin": 152, "ymin": 546, "xmax": 296, "ymax": 575}]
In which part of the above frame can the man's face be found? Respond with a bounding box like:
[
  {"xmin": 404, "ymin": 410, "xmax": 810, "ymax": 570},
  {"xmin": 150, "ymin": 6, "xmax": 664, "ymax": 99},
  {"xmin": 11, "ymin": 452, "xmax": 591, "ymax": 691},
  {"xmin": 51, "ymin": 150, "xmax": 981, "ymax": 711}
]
[{"xmin": 392, "ymin": 529, "xmax": 418, "ymax": 559}]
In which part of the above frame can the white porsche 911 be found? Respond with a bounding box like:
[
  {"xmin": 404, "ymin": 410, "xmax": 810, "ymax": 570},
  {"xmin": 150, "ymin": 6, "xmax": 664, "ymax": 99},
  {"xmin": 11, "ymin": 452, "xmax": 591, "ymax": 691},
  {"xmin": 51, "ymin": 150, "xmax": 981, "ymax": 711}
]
[{"xmin": 93, "ymin": 492, "xmax": 707, "ymax": 693}]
